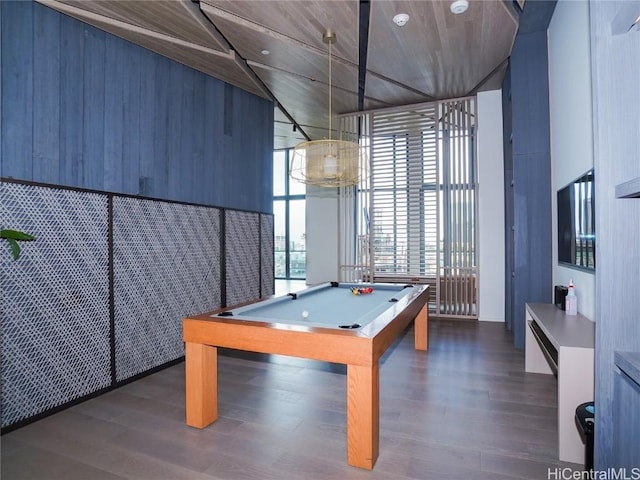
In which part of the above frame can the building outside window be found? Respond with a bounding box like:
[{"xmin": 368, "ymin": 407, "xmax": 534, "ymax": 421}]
[{"xmin": 273, "ymin": 149, "xmax": 306, "ymax": 279}]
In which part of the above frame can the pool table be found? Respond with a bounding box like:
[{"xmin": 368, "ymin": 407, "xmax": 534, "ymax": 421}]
[{"xmin": 182, "ymin": 282, "xmax": 430, "ymax": 470}]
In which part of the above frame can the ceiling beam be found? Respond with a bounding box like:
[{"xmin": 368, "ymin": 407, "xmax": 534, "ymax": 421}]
[{"xmin": 358, "ymin": 0, "xmax": 371, "ymax": 112}]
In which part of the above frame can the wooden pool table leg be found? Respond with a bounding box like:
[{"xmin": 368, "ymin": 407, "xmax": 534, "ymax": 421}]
[
  {"xmin": 185, "ymin": 342, "xmax": 218, "ymax": 428},
  {"xmin": 414, "ymin": 303, "xmax": 429, "ymax": 351},
  {"xmin": 347, "ymin": 363, "xmax": 379, "ymax": 470}
]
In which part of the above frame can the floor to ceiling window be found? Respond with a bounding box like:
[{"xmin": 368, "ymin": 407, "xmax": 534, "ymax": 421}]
[{"xmin": 273, "ymin": 149, "xmax": 306, "ymax": 279}]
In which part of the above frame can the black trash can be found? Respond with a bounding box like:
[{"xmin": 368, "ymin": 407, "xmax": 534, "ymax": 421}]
[{"xmin": 575, "ymin": 402, "xmax": 595, "ymax": 470}]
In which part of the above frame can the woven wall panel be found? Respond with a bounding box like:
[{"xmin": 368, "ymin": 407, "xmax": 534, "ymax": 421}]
[
  {"xmin": 260, "ymin": 214, "xmax": 274, "ymax": 298},
  {"xmin": 112, "ymin": 197, "xmax": 221, "ymax": 381},
  {"xmin": 1, "ymin": 183, "xmax": 110, "ymax": 428},
  {"xmin": 225, "ymin": 210, "xmax": 260, "ymax": 306}
]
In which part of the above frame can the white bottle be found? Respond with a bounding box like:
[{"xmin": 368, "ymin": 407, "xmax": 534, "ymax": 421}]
[{"xmin": 565, "ymin": 279, "xmax": 577, "ymax": 315}]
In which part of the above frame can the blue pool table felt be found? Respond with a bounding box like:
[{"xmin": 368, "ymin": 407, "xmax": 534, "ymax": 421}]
[{"xmin": 215, "ymin": 282, "xmax": 415, "ymax": 330}]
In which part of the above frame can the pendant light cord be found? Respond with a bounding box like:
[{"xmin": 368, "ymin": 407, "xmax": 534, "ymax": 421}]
[{"xmin": 328, "ymin": 38, "xmax": 332, "ymax": 141}]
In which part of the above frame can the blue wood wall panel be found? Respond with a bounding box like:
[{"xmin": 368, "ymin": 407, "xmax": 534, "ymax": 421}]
[
  {"xmin": 122, "ymin": 44, "xmax": 141, "ymax": 196},
  {"xmin": 137, "ymin": 50, "xmax": 155, "ymax": 198},
  {"xmin": 203, "ymin": 80, "xmax": 224, "ymax": 207},
  {"xmin": 190, "ymin": 74, "xmax": 206, "ymax": 205},
  {"xmin": 501, "ymin": 68, "xmax": 514, "ymax": 333},
  {"xmin": 511, "ymin": 31, "xmax": 551, "ymax": 157},
  {"xmin": 502, "ymin": 30, "xmax": 552, "ymax": 349},
  {"xmin": 59, "ymin": 15, "xmax": 84, "ymax": 188},
  {"xmin": 1, "ymin": 1, "xmax": 273, "ymax": 214},
  {"xmin": 1, "ymin": 1, "xmax": 33, "ymax": 180},
  {"xmin": 0, "ymin": 3, "xmax": 2, "ymax": 170},
  {"xmin": 590, "ymin": 0, "xmax": 640, "ymax": 468},
  {"xmin": 226, "ymin": 88, "xmax": 274, "ymax": 211},
  {"xmin": 32, "ymin": 5, "xmax": 60, "ymax": 184},
  {"xmin": 180, "ymin": 69, "xmax": 195, "ymax": 203},
  {"xmin": 167, "ymin": 62, "xmax": 183, "ymax": 202},
  {"xmin": 82, "ymin": 27, "xmax": 106, "ymax": 191},
  {"xmin": 150, "ymin": 56, "xmax": 171, "ymax": 198},
  {"xmin": 103, "ymin": 38, "xmax": 124, "ymax": 193},
  {"xmin": 613, "ymin": 368, "xmax": 640, "ymax": 467}
]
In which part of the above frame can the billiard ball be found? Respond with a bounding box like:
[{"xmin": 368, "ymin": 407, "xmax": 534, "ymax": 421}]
[{"xmin": 302, "ymin": 310, "xmax": 309, "ymax": 319}]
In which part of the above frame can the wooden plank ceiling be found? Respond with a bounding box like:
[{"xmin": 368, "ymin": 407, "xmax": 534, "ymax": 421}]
[{"xmin": 37, "ymin": 0, "xmax": 520, "ymax": 150}]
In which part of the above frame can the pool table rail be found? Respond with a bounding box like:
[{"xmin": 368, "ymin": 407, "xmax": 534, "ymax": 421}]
[{"xmin": 183, "ymin": 315, "xmax": 374, "ymax": 366}]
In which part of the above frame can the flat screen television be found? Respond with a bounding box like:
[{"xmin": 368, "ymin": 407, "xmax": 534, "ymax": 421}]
[{"xmin": 557, "ymin": 169, "xmax": 595, "ymax": 270}]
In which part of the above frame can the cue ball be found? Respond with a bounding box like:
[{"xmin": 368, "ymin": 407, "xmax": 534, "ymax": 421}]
[{"xmin": 302, "ymin": 310, "xmax": 309, "ymax": 319}]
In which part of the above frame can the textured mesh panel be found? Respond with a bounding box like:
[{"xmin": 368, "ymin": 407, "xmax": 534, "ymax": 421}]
[
  {"xmin": 260, "ymin": 214, "xmax": 274, "ymax": 297},
  {"xmin": 112, "ymin": 197, "xmax": 221, "ymax": 382},
  {"xmin": 225, "ymin": 210, "xmax": 260, "ymax": 306},
  {"xmin": 1, "ymin": 182, "xmax": 110, "ymax": 428}
]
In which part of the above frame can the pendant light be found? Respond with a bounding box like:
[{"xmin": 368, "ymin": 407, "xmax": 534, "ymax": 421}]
[{"xmin": 289, "ymin": 30, "xmax": 367, "ymax": 188}]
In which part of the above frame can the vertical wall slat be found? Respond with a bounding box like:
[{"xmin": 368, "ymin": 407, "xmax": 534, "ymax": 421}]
[
  {"xmin": 82, "ymin": 26, "xmax": 106, "ymax": 190},
  {"xmin": 179, "ymin": 68, "xmax": 195, "ymax": 203},
  {"xmin": 137, "ymin": 51, "xmax": 156, "ymax": 197},
  {"xmin": 33, "ymin": 5, "xmax": 61, "ymax": 184},
  {"xmin": 58, "ymin": 13, "xmax": 84, "ymax": 187},
  {"xmin": 203, "ymin": 79, "xmax": 223, "ymax": 206},
  {"xmin": 122, "ymin": 41, "xmax": 141, "ymax": 196},
  {"xmin": 1, "ymin": 1, "xmax": 33, "ymax": 179},
  {"xmin": 155, "ymin": 55, "xmax": 173, "ymax": 198},
  {"xmin": 167, "ymin": 62, "xmax": 183, "ymax": 200},
  {"xmin": 103, "ymin": 37, "xmax": 124, "ymax": 193},
  {"xmin": 0, "ymin": 2, "xmax": 2, "ymax": 170},
  {"xmin": 191, "ymin": 73, "xmax": 206, "ymax": 206}
]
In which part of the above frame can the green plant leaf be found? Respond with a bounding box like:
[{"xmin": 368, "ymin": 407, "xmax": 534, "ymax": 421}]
[
  {"xmin": 1, "ymin": 229, "xmax": 35, "ymax": 241},
  {"xmin": 6, "ymin": 238, "xmax": 21, "ymax": 260}
]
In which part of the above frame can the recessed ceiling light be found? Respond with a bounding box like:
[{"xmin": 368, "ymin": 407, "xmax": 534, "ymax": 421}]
[
  {"xmin": 450, "ymin": 0, "xmax": 469, "ymax": 15},
  {"xmin": 261, "ymin": 49, "xmax": 270, "ymax": 55},
  {"xmin": 393, "ymin": 13, "xmax": 410, "ymax": 27}
]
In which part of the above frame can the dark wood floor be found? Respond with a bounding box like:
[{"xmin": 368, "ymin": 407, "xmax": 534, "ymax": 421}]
[{"xmin": 1, "ymin": 319, "xmax": 580, "ymax": 479}]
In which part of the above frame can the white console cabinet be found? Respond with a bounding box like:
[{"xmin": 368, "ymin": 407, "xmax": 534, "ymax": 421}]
[{"xmin": 525, "ymin": 303, "xmax": 595, "ymax": 464}]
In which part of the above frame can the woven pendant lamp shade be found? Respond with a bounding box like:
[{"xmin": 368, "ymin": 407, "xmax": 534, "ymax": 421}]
[
  {"xmin": 289, "ymin": 139, "xmax": 365, "ymax": 188},
  {"xmin": 289, "ymin": 30, "xmax": 367, "ymax": 188}
]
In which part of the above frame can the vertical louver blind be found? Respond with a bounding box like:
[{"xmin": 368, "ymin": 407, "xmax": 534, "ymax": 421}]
[
  {"xmin": 337, "ymin": 113, "xmax": 370, "ymax": 282},
  {"xmin": 439, "ymin": 99, "xmax": 477, "ymax": 316},
  {"xmin": 339, "ymin": 97, "xmax": 478, "ymax": 318},
  {"xmin": 370, "ymin": 105, "xmax": 438, "ymax": 278}
]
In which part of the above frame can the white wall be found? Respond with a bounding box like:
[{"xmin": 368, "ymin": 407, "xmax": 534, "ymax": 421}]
[
  {"xmin": 548, "ymin": 0, "xmax": 596, "ymax": 320},
  {"xmin": 305, "ymin": 185, "xmax": 339, "ymax": 284},
  {"xmin": 477, "ymin": 90, "xmax": 506, "ymax": 322}
]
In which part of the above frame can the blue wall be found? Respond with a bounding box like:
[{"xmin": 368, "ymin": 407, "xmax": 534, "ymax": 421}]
[
  {"xmin": 502, "ymin": 30, "xmax": 553, "ymax": 349},
  {"xmin": 0, "ymin": 1, "xmax": 273, "ymax": 213}
]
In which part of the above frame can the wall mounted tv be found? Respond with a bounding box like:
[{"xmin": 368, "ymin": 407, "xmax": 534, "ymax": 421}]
[{"xmin": 557, "ymin": 169, "xmax": 595, "ymax": 270}]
